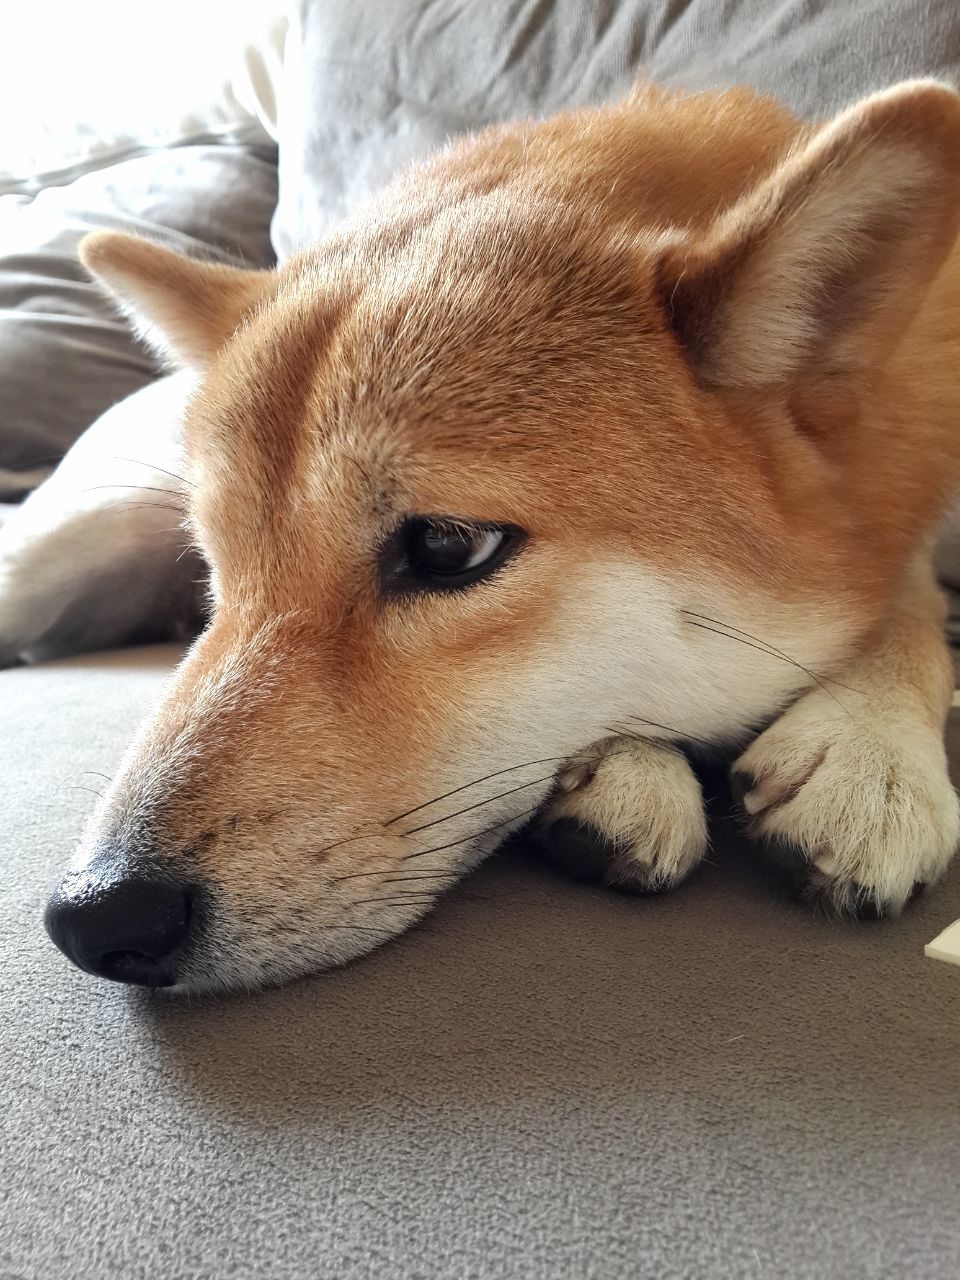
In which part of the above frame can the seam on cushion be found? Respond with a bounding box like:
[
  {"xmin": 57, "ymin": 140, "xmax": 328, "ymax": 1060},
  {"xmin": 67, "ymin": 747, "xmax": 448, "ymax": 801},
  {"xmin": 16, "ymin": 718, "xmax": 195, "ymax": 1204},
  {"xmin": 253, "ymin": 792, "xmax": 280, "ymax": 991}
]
[{"xmin": 0, "ymin": 126, "xmax": 278, "ymax": 198}]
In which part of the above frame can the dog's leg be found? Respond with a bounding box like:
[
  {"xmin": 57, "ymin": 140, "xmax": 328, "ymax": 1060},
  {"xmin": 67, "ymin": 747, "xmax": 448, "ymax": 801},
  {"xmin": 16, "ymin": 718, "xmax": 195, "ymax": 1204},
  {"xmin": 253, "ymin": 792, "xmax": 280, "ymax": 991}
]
[
  {"xmin": 532, "ymin": 737, "xmax": 708, "ymax": 893},
  {"xmin": 733, "ymin": 560, "xmax": 959, "ymax": 916},
  {"xmin": 0, "ymin": 373, "xmax": 203, "ymax": 666}
]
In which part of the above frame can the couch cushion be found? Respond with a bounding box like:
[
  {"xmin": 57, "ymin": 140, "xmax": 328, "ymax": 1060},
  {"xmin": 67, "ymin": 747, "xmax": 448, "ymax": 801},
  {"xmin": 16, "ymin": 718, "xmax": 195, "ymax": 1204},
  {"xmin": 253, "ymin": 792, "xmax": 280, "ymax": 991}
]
[
  {"xmin": 274, "ymin": 0, "xmax": 960, "ymax": 255},
  {"xmin": 1, "ymin": 647, "xmax": 958, "ymax": 1279},
  {"xmin": 0, "ymin": 145, "xmax": 277, "ymax": 495}
]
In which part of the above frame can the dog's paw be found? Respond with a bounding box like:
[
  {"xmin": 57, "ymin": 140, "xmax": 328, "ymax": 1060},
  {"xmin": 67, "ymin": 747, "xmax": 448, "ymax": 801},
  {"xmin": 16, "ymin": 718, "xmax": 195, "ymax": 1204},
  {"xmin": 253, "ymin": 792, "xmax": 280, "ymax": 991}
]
[
  {"xmin": 532, "ymin": 737, "xmax": 707, "ymax": 893},
  {"xmin": 733, "ymin": 694, "xmax": 960, "ymax": 916}
]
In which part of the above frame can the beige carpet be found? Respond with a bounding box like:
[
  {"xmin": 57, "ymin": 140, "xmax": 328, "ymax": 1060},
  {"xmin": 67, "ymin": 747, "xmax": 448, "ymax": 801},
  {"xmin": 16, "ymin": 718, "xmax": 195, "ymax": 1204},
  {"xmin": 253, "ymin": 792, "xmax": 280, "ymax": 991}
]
[{"xmin": 1, "ymin": 646, "xmax": 958, "ymax": 1279}]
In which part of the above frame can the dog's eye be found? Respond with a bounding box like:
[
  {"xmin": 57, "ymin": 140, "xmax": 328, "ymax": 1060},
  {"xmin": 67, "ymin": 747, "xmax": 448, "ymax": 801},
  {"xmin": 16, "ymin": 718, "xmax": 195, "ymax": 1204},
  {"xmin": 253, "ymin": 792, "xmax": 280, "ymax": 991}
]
[
  {"xmin": 412, "ymin": 524, "xmax": 503, "ymax": 575},
  {"xmin": 381, "ymin": 517, "xmax": 524, "ymax": 594}
]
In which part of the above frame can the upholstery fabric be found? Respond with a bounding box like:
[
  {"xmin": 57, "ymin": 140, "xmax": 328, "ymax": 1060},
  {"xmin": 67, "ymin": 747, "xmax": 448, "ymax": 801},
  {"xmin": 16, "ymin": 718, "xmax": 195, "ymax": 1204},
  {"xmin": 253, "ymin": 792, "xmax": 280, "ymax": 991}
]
[
  {"xmin": 0, "ymin": 145, "xmax": 277, "ymax": 494},
  {"xmin": 0, "ymin": 3, "xmax": 286, "ymax": 192},
  {"xmin": 0, "ymin": 648, "xmax": 957, "ymax": 1279},
  {"xmin": 273, "ymin": 0, "xmax": 960, "ymax": 255}
]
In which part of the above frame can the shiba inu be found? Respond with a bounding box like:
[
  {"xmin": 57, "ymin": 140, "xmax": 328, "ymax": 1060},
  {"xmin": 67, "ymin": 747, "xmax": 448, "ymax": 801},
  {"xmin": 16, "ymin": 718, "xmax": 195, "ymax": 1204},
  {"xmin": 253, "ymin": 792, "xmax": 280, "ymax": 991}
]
[{"xmin": 44, "ymin": 80, "xmax": 960, "ymax": 992}]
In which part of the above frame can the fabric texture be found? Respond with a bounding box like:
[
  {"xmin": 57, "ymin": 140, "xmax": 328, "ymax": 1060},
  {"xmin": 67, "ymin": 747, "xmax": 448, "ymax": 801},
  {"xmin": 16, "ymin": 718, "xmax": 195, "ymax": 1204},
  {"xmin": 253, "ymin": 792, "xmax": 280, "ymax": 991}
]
[
  {"xmin": 0, "ymin": 144, "xmax": 277, "ymax": 494},
  {"xmin": 0, "ymin": 647, "xmax": 958, "ymax": 1279},
  {"xmin": 273, "ymin": 0, "xmax": 960, "ymax": 255}
]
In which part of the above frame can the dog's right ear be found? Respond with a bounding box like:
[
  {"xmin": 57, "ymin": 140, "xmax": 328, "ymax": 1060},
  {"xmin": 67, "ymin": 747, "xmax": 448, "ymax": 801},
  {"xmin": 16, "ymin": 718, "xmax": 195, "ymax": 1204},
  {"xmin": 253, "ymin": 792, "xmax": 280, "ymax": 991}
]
[{"xmin": 80, "ymin": 232, "xmax": 276, "ymax": 368}]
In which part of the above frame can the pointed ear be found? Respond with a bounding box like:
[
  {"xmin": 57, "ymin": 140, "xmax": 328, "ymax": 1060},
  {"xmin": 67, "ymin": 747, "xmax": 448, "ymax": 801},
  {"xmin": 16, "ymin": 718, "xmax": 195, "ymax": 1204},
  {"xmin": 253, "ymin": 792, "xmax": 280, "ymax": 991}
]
[
  {"xmin": 655, "ymin": 81, "xmax": 960, "ymax": 388},
  {"xmin": 79, "ymin": 232, "xmax": 276, "ymax": 368}
]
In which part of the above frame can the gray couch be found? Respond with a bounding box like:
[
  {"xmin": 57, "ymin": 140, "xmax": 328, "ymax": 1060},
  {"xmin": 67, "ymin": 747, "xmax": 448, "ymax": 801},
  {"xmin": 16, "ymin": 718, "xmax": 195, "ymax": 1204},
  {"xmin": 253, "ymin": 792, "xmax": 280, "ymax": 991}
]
[{"xmin": 2, "ymin": 4, "xmax": 959, "ymax": 1278}]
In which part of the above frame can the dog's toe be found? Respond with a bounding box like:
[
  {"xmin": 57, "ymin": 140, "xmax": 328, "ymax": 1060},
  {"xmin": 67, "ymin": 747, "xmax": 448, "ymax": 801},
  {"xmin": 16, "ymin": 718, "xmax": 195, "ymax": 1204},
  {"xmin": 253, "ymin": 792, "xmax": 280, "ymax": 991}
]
[
  {"xmin": 532, "ymin": 816, "xmax": 669, "ymax": 895},
  {"xmin": 532, "ymin": 736, "xmax": 708, "ymax": 895}
]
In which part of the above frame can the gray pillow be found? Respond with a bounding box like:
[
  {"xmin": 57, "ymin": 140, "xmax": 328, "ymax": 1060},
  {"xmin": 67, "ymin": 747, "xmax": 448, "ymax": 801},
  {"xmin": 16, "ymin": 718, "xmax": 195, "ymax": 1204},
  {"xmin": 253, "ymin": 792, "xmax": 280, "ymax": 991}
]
[
  {"xmin": 0, "ymin": 143, "xmax": 277, "ymax": 497},
  {"xmin": 273, "ymin": 0, "xmax": 960, "ymax": 257}
]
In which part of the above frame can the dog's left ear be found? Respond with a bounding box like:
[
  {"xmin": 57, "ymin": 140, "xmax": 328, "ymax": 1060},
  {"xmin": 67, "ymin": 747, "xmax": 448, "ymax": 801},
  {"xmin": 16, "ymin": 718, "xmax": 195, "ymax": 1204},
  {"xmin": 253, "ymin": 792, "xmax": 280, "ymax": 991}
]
[
  {"xmin": 80, "ymin": 232, "xmax": 276, "ymax": 368},
  {"xmin": 655, "ymin": 81, "xmax": 960, "ymax": 388}
]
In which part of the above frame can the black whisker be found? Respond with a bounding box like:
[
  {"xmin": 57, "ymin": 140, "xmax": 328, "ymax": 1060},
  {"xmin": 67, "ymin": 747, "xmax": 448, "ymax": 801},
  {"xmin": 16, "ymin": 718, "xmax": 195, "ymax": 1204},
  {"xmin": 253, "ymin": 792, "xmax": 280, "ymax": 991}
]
[
  {"xmin": 322, "ymin": 923, "xmax": 397, "ymax": 936},
  {"xmin": 113, "ymin": 456, "xmax": 195, "ymax": 490},
  {"xmin": 83, "ymin": 483, "xmax": 186, "ymax": 499},
  {"xmin": 622, "ymin": 717, "xmax": 716, "ymax": 751},
  {"xmin": 332, "ymin": 866, "xmax": 459, "ymax": 884},
  {"xmin": 682, "ymin": 610, "xmax": 860, "ymax": 693},
  {"xmin": 398, "ymin": 803, "xmax": 542, "ymax": 862},
  {"xmin": 316, "ymin": 731, "xmax": 696, "ymax": 877},
  {"xmin": 384, "ymin": 752, "xmax": 603, "ymax": 827},
  {"xmin": 310, "ymin": 827, "xmax": 385, "ymax": 862},
  {"xmin": 682, "ymin": 615, "xmax": 851, "ymax": 713},
  {"xmin": 350, "ymin": 894, "xmax": 438, "ymax": 907},
  {"xmin": 381, "ymin": 871, "xmax": 460, "ymax": 884},
  {"xmin": 320, "ymin": 758, "xmax": 593, "ymax": 862},
  {"xmin": 600, "ymin": 727, "xmax": 686, "ymax": 759},
  {"xmin": 102, "ymin": 502, "xmax": 187, "ymax": 516},
  {"xmin": 400, "ymin": 769, "xmax": 558, "ymax": 837}
]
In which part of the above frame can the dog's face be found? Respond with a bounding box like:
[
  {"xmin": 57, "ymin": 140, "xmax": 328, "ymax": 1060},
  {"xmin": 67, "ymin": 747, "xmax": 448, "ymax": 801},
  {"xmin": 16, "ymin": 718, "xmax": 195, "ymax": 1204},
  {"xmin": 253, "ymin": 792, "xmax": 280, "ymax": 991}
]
[{"xmin": 46, "ymin": 82, "xmax": 960, "ymax": 991}]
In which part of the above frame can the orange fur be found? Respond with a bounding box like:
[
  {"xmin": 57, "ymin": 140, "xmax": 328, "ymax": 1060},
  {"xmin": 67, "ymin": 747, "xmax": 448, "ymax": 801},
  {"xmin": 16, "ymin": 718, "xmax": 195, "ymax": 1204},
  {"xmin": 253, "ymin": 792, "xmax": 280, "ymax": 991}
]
[{"xmin": 66, "ymin": 80, "xmax": 960, "ymax": 988}]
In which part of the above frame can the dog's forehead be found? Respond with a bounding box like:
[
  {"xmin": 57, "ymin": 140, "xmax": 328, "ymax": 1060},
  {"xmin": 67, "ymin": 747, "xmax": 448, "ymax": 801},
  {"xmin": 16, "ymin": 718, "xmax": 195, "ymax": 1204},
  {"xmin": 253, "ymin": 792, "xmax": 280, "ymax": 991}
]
[
  {"xmin": 329, "ymin": 204, "xmax": 656, "ymax": 429},
  {"xmin": 204, "ymin": 201, "xmax": 661, "ymax": 466},
  {"xmin": 184, "ymin": 200, "xmax": 681, "ymax": 598}
]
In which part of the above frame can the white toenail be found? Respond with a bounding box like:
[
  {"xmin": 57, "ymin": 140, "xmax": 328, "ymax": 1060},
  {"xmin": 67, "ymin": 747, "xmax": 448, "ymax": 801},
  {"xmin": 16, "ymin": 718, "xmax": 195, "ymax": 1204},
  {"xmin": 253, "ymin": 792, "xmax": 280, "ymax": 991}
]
[
  {"xmin": 742, "ymin": 788, "xmax": 766, "ymax": 815},
  {"xmin": 557, "ymin": 762, "xmax": 594, "ymax": 792}
]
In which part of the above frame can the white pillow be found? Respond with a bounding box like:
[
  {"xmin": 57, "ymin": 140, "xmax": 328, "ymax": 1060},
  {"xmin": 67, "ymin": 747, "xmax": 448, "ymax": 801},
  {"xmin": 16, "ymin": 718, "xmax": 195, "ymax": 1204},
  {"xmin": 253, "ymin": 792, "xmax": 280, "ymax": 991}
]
[{"xmin": 0, "ymin": 0, "xmax": 288, "ymax": 193}]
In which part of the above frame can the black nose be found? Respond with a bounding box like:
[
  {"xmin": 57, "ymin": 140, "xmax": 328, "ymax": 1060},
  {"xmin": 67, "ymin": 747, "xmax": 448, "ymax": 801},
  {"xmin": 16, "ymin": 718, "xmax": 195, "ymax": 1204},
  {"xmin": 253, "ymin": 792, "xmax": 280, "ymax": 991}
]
[{"xmin": 44, "ymin": 856, "xmax": 193, "ymax": 986}]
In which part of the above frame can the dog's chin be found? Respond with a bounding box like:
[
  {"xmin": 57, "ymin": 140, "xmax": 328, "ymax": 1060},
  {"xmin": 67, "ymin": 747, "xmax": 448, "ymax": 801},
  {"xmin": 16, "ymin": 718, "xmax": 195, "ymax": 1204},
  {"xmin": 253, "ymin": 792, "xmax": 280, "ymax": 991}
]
[{"xmin": 151, "ymin": 914, "xmax": 424, "ymax": 997}]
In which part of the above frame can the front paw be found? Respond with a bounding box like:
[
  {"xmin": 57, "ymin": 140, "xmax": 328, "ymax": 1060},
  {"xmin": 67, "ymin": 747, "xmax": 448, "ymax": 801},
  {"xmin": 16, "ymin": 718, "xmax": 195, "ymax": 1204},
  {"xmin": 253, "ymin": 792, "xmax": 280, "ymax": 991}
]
[
  {"xmin": 533, "ymin": 737, "xmax": 707, "ymax": 894},
  {"xmin": 733, "ymin": 697, "xmax": 959, "ymax": 916}
]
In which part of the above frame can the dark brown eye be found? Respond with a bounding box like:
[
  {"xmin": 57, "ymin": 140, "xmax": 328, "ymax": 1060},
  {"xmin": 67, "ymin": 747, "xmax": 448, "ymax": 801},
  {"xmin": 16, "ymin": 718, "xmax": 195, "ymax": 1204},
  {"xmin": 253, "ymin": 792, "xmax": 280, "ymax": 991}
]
[
  {"xmin": 410, "ymin": 523, "xmax": 505, "ymax": 576},
  {"xmin": 379, "ymin": 517, "xmax": 525, "ymax": 595}
]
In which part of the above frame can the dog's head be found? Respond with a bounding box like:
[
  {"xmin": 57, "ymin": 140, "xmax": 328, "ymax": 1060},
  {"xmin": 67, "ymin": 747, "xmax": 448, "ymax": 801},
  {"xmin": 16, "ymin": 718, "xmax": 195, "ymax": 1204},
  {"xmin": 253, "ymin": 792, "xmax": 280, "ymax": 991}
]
[{"xmin": 46, "ymin": 82, "xmax": 960, "ymax": 991}]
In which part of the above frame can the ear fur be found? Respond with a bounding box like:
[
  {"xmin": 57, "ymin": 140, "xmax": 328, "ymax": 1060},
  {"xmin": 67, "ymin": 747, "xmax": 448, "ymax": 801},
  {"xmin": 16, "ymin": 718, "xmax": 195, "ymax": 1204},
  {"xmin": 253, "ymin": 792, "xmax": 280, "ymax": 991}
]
[
  {"xmin": 655, "ymin": 81, "xmax": 960, "ymax": 387},
  {"xmin": 79, "ymin": 232, "xmax": 275, "ymax": 368}
]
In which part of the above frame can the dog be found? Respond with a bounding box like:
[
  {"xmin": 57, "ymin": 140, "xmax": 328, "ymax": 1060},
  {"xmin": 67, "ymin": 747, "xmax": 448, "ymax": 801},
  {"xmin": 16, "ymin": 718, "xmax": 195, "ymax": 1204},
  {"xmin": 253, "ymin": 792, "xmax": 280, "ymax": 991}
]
[{"xmin": 43, "ymin": 79, "xmax": 960, "ymax": 993}]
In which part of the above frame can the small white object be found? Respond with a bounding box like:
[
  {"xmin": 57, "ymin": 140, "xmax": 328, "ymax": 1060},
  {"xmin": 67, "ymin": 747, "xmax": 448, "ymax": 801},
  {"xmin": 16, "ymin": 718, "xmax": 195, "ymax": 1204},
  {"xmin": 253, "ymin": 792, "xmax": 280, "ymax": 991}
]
[{"xmin": 925, "ymin": 918, "xmax": 960, "ymax": 967}]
